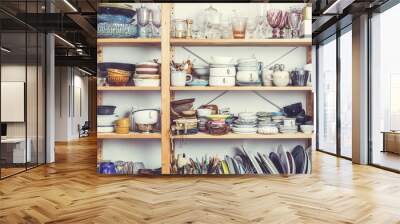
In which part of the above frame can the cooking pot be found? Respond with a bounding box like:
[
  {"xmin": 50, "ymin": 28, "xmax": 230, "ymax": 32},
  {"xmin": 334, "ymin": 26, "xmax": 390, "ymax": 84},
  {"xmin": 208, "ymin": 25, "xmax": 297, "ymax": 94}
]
[
  {"xmin": 209, "ymin": 66, "xmax": 236, "ymax": 77},
  {"xmin": 133, "ymin": 109, "xmax": 159, "ymax": 125},
  {"xmin": 236, "ymin": 70, "xmax": 260, "ymax": 83},
  {"xmin": 209, "ymin": 76, "xmax": 235, "ymax": 86}
]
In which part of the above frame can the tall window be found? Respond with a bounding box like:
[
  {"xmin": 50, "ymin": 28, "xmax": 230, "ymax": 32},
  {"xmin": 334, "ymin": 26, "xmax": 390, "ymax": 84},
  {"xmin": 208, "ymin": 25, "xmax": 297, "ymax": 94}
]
[
  {"xmin": 340, "ymin": 28, "xmax": 352, "ymax": 158},
  {"xmin": 370, "ymin": 3, "xmax": 400, "ymax": 171},
  {"xmin": 317, "ymin": 37, "xmax": 337, "ymax": 154}
]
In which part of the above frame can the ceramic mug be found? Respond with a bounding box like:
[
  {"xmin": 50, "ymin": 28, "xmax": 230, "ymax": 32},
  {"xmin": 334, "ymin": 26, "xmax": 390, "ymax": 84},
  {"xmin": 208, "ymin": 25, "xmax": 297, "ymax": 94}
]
[{"xmin": 171, "ymin": 71, "xmax": 192, "ymax": 86}]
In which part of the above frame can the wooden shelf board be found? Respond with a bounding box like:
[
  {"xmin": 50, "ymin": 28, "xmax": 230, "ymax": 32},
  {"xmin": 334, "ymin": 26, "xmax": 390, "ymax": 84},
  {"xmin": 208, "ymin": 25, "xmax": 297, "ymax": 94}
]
[
  {"xmin": 97, "ymin": 38, "xmax": 161, "ymax": 45},
  {"xmin": 97, "ymin": 86, "xmax": 161, "ymax": 91},
  {"xmin": 170, "ymin": 38, "xmax": 312, "ymax": 46},
  {"xmin": 170, "ymin": 86, "xmax": 312, "ymax": 91},
  {"xmin": 172, "ymin": 133, "xmax": 313, "ymax": 139},
  {"xmin": 97, "ymin": 132, "xmax": 161, "ymax": 139}
]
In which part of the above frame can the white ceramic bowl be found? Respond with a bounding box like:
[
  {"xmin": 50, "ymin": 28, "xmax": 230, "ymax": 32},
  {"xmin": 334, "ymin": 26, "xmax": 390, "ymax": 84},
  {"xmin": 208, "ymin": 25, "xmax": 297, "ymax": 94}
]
[
  {"xmin": 210, "ymin": 56, "xmax": 236, "ymax": 65},
  {"xmin": 238, "ymin": 61, "xmax": 258, "ymax": 67},
  {"xmin": 97, "ymin": 115, "xmax": 119, "ymax": 126},
  {"xmin": 209, "ymin": 66, "xmax": 236, "ymax": 77},
  {"xmin": 209, "ymin": 76, "xmax": 236, "ymax": 86},
  {"xmin": 197, "ymin": 108, "xmax": 212, "ymax": 117},
  {"xmin": 97, "ymin": 126, "xmax": 114, "ymax": 133},
  {"xmin": 238, "ymin": 112, "xmax": 257, "ymax": 118},
  {"xmin": 136, "ymin": 67, "xmax": 158, "ymax": 73},
  {"xmin": 237, "ymin": 58, "xmax": 257, "ymax": 64},
  {"xmin": 134, "ymin": 78, "xmax": 160, "ymax": 87},
  {"xmin": 300, "ymin": 125, "xmax": 314, "ymax": 134},
  {"xmin": 133, "ymin": 109, "xmax": 158, "ymax": 125},
  {"xmin": 237, "ymin": 66, "xmax": 259, "ymax": 71},
  {"xmin": 232, "ymin": 127, "xmax": 257, "ymax": 134},
  {"xmin": 192, "ymin": 66, "xmax": 209, "ymax": 76},
  {"xmin": 236, "ymin": 70, "xmax": 260, "ymax": 83}
]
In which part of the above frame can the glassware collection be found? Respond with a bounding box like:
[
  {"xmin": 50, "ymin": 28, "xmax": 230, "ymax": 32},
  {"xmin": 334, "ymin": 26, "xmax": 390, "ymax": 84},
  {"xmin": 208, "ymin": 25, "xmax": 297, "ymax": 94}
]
[
  {"xmin": 172, "ymin": 5, "xmax": 308, "ymax": 39},
  {"xmin": 97, "ymin": 3, "xmax": 161, "ymax": 38}
]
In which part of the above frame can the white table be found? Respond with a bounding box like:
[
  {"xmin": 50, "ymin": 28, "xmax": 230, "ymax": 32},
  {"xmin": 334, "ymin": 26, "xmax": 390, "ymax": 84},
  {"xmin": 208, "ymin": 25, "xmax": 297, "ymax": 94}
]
[{"xmin": 1, "ymin": 138, "xmax": 31, "ymax": 163}]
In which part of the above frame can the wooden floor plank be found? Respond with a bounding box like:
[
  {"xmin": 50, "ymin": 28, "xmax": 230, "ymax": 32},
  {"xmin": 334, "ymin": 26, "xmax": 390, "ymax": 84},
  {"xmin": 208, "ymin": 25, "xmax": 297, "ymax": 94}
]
[{"xmin": 0, "ymin": 136, "xmax": 399, "ymax": 223}]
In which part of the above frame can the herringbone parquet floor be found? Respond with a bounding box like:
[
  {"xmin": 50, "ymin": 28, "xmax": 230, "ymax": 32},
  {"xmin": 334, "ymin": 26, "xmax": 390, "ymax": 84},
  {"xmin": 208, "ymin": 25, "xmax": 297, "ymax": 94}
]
[{"xmin": 1, "ymin": 136, "xmax": 400, "ymax": 224}]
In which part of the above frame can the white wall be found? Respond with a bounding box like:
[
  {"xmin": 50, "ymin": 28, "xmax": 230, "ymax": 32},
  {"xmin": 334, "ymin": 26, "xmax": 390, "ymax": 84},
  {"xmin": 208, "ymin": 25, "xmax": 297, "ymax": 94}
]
[{"xmin": 55, "ymin": 67, "xmax": 89, "ymax": 141}]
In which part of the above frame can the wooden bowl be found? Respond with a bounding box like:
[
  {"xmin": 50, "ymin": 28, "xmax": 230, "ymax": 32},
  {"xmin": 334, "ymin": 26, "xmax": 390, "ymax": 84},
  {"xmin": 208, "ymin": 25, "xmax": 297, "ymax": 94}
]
[
  {"xmin": 181, "ymin": 110, "xmax": 196, "ymax": 117},
  {"xmin": 108, "ymin": 75, "xmax": 129, "ymax": 86}
]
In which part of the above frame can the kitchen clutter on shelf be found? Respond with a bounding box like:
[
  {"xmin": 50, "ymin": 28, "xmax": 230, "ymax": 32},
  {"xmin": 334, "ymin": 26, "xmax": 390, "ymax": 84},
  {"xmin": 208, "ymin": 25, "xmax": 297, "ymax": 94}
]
[
  {"xmin": 171, "ymin": 5, "xmax": 309, "ymax": 39},
  {"xmin": 170, "ymin": 56, "xmax": 312, "ymax": 87},
  {"xmin": 171, "ymin": 145, "xmax": 311, "ymax": 175},
  {"xmin": 98, "ymin": 160, "xmax": 161, "ymax": 175},
  {"xmin": 98, "ymin": 3, "xmax": 161, "ymax": 38},
  {"xmin": 97, "ymin": 105, "xmax": 161, "ymax": 134},
  {"xmin": 170, "ymin": 98, "xmax": 313, "ymax": 136},
  {"xmin": 97, "ymin": 60, "xmax": 161, "ymax": 87}
]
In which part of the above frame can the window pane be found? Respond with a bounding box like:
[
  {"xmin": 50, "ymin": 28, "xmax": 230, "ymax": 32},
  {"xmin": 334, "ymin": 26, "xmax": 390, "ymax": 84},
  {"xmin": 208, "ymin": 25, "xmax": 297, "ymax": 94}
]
[
  {"xmin": 340, "ymin": 29, "xmax": 352, "ymax": 158},
  {"xmin": 318, "ymin": 37, "xmax": 337, "ymax": 154}
]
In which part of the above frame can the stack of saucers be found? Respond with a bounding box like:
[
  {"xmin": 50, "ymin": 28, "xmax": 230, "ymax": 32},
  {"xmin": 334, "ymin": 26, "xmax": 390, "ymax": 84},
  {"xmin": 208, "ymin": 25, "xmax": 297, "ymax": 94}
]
[{"xmin": 232, "ymin": 112, "xmax": 257, "ymax": 134}]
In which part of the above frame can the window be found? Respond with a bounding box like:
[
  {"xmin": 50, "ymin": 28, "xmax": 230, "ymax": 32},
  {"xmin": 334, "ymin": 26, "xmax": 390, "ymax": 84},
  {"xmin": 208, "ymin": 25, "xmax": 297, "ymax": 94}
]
[{"xmin": 317, "ymin": 36, "xmax": 337, "ymax": 154}]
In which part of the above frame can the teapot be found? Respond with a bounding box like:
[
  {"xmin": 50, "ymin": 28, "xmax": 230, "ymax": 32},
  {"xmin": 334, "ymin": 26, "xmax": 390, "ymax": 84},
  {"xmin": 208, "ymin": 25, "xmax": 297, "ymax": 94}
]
[{"xmin": 272, "ymin": 64, "xmax": 290, "ymax": 87}]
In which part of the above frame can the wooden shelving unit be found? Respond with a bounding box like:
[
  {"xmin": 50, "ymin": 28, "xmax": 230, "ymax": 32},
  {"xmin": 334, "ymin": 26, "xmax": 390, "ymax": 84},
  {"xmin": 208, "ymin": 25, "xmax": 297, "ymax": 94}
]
[
  {"xmin": 97, "ymin": 38, "xmax": 161, "ymax": 46},
  {"xmin": 172, "ymin": 133, "xmax": 313, "ymax": 140},
  {"xmin": 97, "ymin": 3, "xmax": 313, "ymax": 175},
  {"xmin": 170, "ymin": 38, "xmax": 312, "ymax": 46},
  {"xmin": 97, "ymin": 86, "xmax": 161, "ymax": 91},
  {"xmin": 170, "ymin": 86, "xmax": 312, "ymax": 91},
  {"xmin": 98, "ymin": 133, "xmax": 161, "ymax": 139}
]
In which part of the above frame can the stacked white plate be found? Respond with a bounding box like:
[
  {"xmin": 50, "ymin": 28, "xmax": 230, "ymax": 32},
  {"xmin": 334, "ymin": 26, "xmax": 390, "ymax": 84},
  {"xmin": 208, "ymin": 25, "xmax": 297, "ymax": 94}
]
[{"xmin": 97, "ymin": 115, "xmax": 119, "ymax": 133}]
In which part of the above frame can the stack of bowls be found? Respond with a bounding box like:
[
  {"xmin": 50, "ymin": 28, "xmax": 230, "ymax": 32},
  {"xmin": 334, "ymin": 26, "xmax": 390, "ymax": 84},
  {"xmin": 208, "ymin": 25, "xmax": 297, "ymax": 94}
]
[
  {"xmin": 209, "ymin": 56, "xmax": 236, "ymax": 87},
  {"xmin": 115, "ymin": 118, "xmax": 130, "ymax": 134},
  {"xmin": 97, "ymin": 105, "xmax": 117, "ymax": 133},
  {"xmin": 134, "ymin": 62, "xmax": 160, "ymax": 86},
  {"xmin": 197, "ymin": 108, "xmax": 212, "ymax": 132},
  {"xmin": 236, "ymin": 58, "xmax": 261, "ymax": 86},
  {"xmin": 107, "ymin": 68, "xmax": 131, "ymax": 86},
  {"xmin": 280, "ymin": 118, "xmax": 298, "ymax": 133},
  {"xmin": 232, "ymin": 112, "xmax": 257, "ymax": 134},
  {"xmin": 256, "ymin": 112, "xmax": 278, "ymax": 134}
]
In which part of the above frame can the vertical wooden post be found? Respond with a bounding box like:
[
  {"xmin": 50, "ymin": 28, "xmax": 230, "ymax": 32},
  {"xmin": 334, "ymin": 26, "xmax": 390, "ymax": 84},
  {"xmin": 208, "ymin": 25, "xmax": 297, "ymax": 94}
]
[
  {"xmin": 306, "ymin": 46, "xmax": 313, "ymax": 148},
  {"xmin": 97, "ymin": 46, "xmax": 103, "ymax": 164},
  {"xmin": 161, "ymin": 3, "xmax": 172, "ymax": 174}
]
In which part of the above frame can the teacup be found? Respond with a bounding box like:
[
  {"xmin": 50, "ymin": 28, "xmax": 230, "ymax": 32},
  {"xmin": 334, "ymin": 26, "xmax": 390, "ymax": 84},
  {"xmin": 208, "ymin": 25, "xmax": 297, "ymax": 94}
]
[{"xmin": 171, "ymin": 71, "xmax": 192, "ymax": 86}]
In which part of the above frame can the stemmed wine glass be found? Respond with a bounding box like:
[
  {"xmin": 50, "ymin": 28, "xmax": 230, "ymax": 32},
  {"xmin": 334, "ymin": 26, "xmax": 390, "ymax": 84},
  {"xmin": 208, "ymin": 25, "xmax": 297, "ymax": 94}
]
[
  {"xmin": 151, "ymin": 6, "xmax": 161, "ymax": 37},
  {"xmin": 288, "ymin": 7, "xmax": 303, "ymax": 38},
  {"xmin": 137, "ymin": 4, "xmax": 150, "ymax": 37},
  {"xmin": 267, "ymin": 9, "xmax": 282, "ymax": 39},
  {"xmin": 277, "ymin": 11, "xmax": 288, "ymax": 38}
]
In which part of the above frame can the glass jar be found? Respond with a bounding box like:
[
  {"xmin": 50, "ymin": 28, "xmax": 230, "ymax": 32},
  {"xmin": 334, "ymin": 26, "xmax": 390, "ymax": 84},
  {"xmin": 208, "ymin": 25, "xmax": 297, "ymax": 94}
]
[{"xmin": 174, "ymin": 19, "xmax": 187, "ymax": 38}]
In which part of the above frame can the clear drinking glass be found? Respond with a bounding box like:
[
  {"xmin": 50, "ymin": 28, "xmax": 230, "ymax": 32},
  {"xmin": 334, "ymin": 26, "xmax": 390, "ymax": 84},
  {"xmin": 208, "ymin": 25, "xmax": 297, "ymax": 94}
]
[
  {"xmin": 246, "ymin": 17, "xmax": 257, "ymax": 39},
  {"xmin": 232, "ymin": 17, "xmax": 247, "ymax": 39},
  {"xmin": 220, "ymin": 14, "xmax": 232, "ymax": 39}
]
